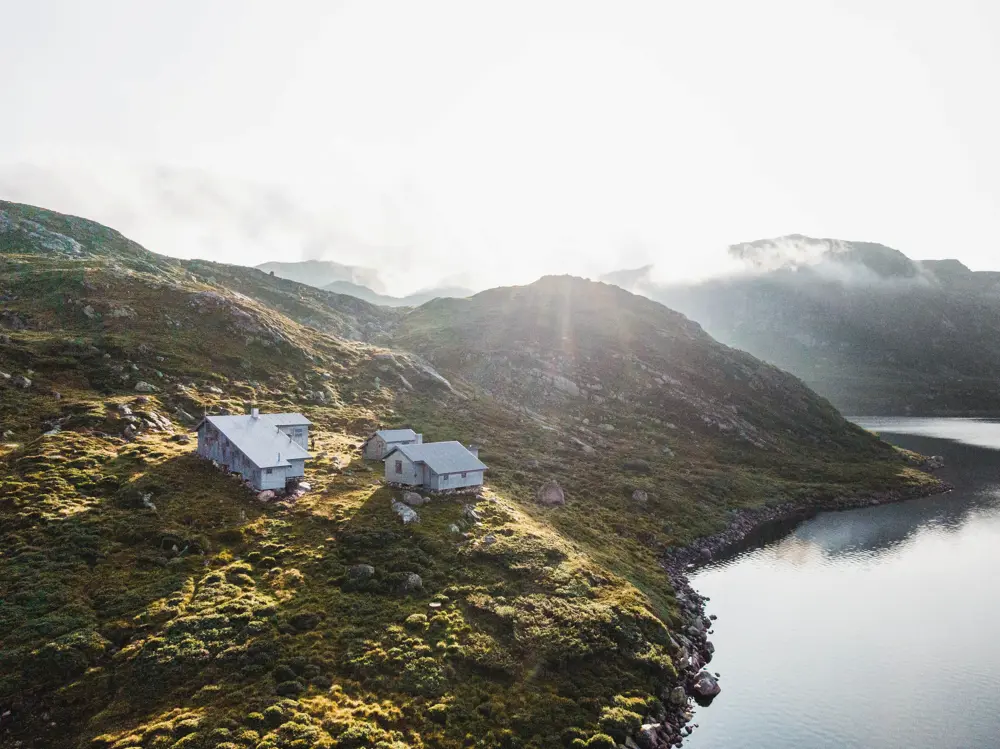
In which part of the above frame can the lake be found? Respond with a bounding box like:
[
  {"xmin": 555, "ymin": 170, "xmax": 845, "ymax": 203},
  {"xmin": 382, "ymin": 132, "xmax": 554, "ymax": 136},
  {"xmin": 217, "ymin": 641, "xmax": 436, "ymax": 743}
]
[{"xmin": 684, "ymin": 417, "xmax": 1000, "ymax": 749}]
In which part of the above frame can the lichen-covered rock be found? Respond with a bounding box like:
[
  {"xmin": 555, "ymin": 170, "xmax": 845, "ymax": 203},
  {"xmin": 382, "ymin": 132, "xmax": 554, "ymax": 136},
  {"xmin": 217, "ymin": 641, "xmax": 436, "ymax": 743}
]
[
  {"xmin": 348, "ymin": 564, "xmax": 375, "ymax": 580},
  {"xmin": 632, "ymin": 489, "xmax": 648, "ymax": 503},
  {"xmin": 134, "ymin": 381, "xmax": 157, "ymax": 393},
  {"xmin": 402, "ymin": 491, "xmax": 428, "ymax": 506},
  {"xmin": 12, "ymin": 374, "xmax": 31, "ymax": 389},
  {"xmin": 391, "ymin": 500, "xmax": 419, "ymax": 524},
  {"xmin": 536, "ymin": 480, "xmax": 565, "ymax": 506},
  {"xmin": 399, "ymin": 573, "xmax": 423, "ymax": 593}
]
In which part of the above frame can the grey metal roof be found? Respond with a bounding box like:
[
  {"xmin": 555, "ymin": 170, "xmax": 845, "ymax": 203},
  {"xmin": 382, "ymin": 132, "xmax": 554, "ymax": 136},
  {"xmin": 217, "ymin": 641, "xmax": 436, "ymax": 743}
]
[
  {"xmin": 384, "ymin": 441, "xmax": 487, "ymax": 474},
  {"xmin": 375, "ymin": 428, "xmax": 418, "ymax": 443},
  {"xmin": 203, "ymin": 414, "xmax": 311, "ymax": 468}
]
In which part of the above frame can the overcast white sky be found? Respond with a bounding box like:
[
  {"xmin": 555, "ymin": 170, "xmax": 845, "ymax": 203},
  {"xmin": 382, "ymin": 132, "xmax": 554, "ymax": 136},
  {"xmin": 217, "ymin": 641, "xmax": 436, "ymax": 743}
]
[{"xmin": 3, "ymin": 0, "xmax": 999, "ymax": 293}]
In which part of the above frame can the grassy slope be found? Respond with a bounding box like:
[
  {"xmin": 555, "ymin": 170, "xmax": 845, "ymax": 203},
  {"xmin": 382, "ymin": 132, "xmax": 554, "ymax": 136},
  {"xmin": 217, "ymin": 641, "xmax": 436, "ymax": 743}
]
[{"xmin": 0, "ymin": 203, "xmax": 936, "ymax": 749}]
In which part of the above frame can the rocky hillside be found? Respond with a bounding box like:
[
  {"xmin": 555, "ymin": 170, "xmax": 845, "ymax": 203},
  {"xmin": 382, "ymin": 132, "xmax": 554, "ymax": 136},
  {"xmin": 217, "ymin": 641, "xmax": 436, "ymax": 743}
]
[
  {"xmin": 606, "ymin": 236, "xmax": 1000, "ymax": 416},
  {"xmin": 255, "ymin": 260, "xmax": 386, "ymax": 295},
  {"xmin": 0, "ymin": 203, "xmax": 936, "ymax": 749}
]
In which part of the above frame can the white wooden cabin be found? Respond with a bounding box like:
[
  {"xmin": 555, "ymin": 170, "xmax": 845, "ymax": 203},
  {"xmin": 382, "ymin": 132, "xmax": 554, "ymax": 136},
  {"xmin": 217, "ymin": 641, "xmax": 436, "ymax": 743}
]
[
  {"xmin": 383, "ymin": 441, "xmax": 486, "ymax": 491},
  {"xmin": 196, "ymin": 409, "xmax": 311, "ymax": 491}
]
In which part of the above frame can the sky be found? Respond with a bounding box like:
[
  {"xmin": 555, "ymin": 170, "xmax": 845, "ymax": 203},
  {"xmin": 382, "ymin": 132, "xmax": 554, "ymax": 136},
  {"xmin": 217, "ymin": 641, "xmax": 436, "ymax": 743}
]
[{"xmin": 3, "ymin": 0, "xmax": 1000, "ymax": 294}]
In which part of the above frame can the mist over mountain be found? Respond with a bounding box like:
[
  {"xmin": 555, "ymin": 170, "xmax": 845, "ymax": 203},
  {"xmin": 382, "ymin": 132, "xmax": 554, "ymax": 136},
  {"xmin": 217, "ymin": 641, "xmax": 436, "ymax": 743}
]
[
  {"xmin": 255, "ymin": 260, "xmax": 387, "ymax": 293},
  {"xmin": 603, "ymin": 235, "xmax": 1000, "ymax": 415}
]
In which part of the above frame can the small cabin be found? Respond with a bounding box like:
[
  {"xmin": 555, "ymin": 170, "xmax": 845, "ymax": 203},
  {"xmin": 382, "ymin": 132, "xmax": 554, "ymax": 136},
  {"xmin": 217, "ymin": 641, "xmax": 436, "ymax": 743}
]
[
  {"xmin": 196, "ymin": 409, "xmax": 311, "ymax": 491},
  {"xmin": 383, "ymin": 441, "xmax": 486, "ymax": 491},
  {"xmin": 362, "ymin": 428, "xmax": 422, "ymax": 460}
]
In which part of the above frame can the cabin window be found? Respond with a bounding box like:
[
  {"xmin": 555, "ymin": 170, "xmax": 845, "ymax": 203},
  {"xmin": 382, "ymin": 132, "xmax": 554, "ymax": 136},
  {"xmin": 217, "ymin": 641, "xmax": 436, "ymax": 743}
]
[
  {"xmin": 395, "ymin": 460, "xmax": 403, "ymax": 474},
  {"xmin": 442, "ymin": 473, "xmax": 449, "ymax": 482},
  {"xmin": 461, "ymin": 472, "xmax": 467, "ymax": 478},
  {"xmin": 266, "ymin": 468, "xmax": 272, "ymax": 475}
]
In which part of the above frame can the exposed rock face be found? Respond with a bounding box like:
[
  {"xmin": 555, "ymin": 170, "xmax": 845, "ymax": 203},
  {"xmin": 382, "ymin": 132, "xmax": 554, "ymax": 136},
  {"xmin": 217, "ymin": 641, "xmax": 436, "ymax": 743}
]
[{"xmin": 536, "ymin": 480, "xmax": 566, "ymax": 506}]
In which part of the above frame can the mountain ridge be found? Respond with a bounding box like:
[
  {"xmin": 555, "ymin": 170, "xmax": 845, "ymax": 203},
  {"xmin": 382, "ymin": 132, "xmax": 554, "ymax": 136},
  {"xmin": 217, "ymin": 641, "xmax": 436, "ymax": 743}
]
[{"xmin": 603, "ymin": 235, "xmax": 1000, "ymax": 415}]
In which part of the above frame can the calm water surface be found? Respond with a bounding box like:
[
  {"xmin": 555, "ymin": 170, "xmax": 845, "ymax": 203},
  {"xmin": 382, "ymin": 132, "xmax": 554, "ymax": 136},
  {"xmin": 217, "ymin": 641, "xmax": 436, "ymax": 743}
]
[{"xmin": 685, "ymin": 418, "xmax": 1000, "ymax": 749}]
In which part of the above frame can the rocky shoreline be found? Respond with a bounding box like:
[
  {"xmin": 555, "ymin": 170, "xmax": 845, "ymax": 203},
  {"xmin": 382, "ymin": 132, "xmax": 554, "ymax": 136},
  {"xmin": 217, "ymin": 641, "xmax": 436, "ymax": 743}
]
[{"xmin": 644, "ymin": 478, "xmax": 952, "ymax": 748}]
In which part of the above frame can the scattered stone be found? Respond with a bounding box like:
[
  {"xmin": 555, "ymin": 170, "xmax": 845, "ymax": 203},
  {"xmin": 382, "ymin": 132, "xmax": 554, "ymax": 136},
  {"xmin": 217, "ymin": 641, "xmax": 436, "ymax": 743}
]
[
  {"xmin": 391, "ymin": 500, "xmax": 420, "ymax": 524},
  {"xmin": 82, "ymin": 305, "xmax": 96, "ymax": 319},
  {"xmin": 449, "ymin": 524, "xmax": 461, "ymax": 534},
  {"xmin": 0, "ymin": 371, "xmax": 9, "ymax": 381},
  {"xmin": 668, "ymin": 686, "xmax": 687, "ymax": 706},
  {"xmin": 206, "ymin": 385, "xmax": 224, "ymax": 394},
  {"xmin": 428, "ymin": 602, "xmax": 442, "ymax": 609},
  {"xmin": 11, "ymin": 374, "xmax": 31, "ymax": 389},
  {"xmin": 134, "ymin": 395, "xmax": 150, "ymax": 405},
  {"xmin": 402, "ymin": 491, "xmax": 429, "ymax": 507},
  {"xmin": 1, "ymin": 430, "xmax": 13, "ymax": 440},
  {"xmin": 462, "ymin": 505, "xmax": 481, "ymax": 522},
  {"xmin": 482, "ymin": 534, "xmax": 497, "ymax": 546},
  {"xmin": 347, "ymin": 564, "xmax": 375, "ymax": 581},
  {"xmin": 632, "ymin": 489, "xmax": 649, "ymax": 503},
  {"xmin": 298, "ymin": 481, "xmax": 311, "ymax": 491},
  {"xmin": 535, "ymin": 480, "xmax": 566, "ymax": 506},
  {"xmin": 258, "ymin": 490, "xmax": 276, "ymax": 502},
  {"xmin": 399, "ymin": 572, "xmax": 423, "ymax": 593},
  {"xmin": 134, "ymin": 381, "xmax": 158, "ymax": 393}
]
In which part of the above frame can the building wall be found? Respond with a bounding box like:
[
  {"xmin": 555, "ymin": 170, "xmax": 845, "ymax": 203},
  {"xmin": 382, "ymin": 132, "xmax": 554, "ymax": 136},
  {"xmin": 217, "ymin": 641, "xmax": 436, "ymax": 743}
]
[
  {"xmin": 384, "ymin": 451, "xmax": 422, "ymax": 485},
  {"xmin": 257, "ymin": 465, "xmax": 289, "ymax": 491},
  {"xmin": 364, "ymin": 435, "xmax": 387, "ymax": 459},
  {"xmin": 428, "ymin": 469, "xmax": 484, "ymax": 492},
  {"xmin": 278, "ymin": 424, "xmax": 309, "ymax": 449},
  {"xmin": 287, "ymin": 459, "xmax": 305, "ymax": 478}
]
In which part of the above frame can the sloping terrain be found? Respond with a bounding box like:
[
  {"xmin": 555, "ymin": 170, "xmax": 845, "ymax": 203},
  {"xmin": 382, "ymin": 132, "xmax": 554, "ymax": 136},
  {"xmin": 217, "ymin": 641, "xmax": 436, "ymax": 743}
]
[
  {"xmin": 0, "ymin": 203, "xmax": 936, "ymax": 749},
  {"xmin": 606, "ymin": 236, "xmax": 1000, "ymax": 415}
]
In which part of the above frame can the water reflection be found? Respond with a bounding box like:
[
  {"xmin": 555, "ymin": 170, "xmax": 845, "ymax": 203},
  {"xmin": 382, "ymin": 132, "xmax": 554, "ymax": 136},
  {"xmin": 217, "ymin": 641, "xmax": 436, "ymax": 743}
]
[{"xmin": 685, "ymin": 418, "xmax": 1000, "ymax": 749}]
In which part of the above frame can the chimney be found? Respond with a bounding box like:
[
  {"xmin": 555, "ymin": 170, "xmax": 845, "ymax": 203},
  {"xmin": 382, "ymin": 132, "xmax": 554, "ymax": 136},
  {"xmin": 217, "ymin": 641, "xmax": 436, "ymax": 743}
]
[
  {"xmin": 467, "ymin": 444, "xmax": 480, "ymax": 458},
  {"xmin": 416, "ymin": 433, "xmax": 423, "ymax": 444},
  {"xmin": 251, "ymin": 407, "xmax": 259, "ymax": 419},
  {"xmin": 277, "ymin": 452, "xmax": 281, "ymax": 463}
]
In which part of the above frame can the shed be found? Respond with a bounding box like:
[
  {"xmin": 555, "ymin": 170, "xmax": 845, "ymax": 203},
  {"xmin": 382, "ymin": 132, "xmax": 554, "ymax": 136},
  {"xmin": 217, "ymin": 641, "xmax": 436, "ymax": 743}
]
[{"xmin": 362, "ymin": 428, "xmax": 422, "ymax": 459}]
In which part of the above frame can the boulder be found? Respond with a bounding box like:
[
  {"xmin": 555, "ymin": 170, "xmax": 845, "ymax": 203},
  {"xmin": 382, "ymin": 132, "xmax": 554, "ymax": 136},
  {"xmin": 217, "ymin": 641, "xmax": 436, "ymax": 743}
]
[
  {"xmin": 690, "ymin": 671, "xmax": 721, "ymax": 700},
  {"xmin": 134, "ymin": 381, "xmax": 158, "ymax": 393},
  {"xmin": 482, "ymin": 534, "xmax": 497, "ymax": 546},
  {"xmin": 668, "ymin": 686, "xmax": 687, "ymax": 706},
  {"xmin": 632, "ymin": 489, "xmax": 649, "ymax": 503},
  {"xmin": 391, "ymin": 500, "xmax": 420, "ymax": 524},
  {"xmin": 535, "ymin": 480, "xmax": 566, "ymax": 506},
  {"xmin": 462, "ymin": 505, "xmax": 481, "ymax": 521},
  {"xmin": 258, "ymin": 490, "xmax": 276, "ymax": 502},
  {"xmin": 11, "ymin": 374, "xmax": 31, "ymax": 389},
  {"xmin": 637, "ymin": 723, "xmax": 664, "ymax": 749},
  {"xmin": 347, "ymin": 564, "xmax": 375, "ymax": 581},
  {"xmin": 399, "ymin": 572, "xmax": 423, "ymax": 593},
  {"xmin": 402, "ymin": 491, "xmax": 429, "ymax": 507}
]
